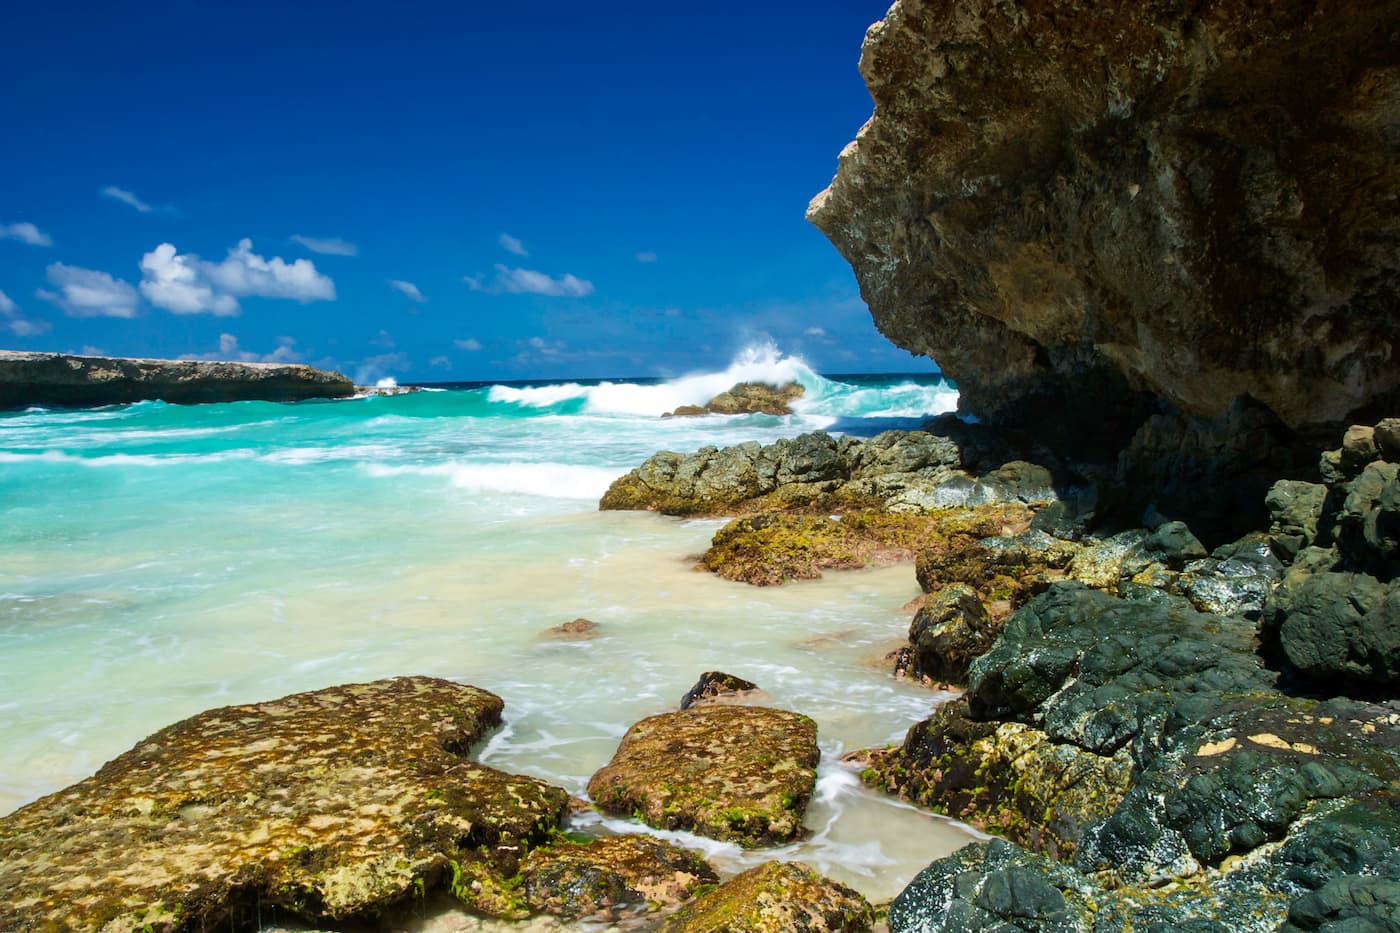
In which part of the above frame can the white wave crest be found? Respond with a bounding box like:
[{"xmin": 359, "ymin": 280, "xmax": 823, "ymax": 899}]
[
  {"xmin": 487, "ymin": 341, "xmax": 818, "ymax": 417},
  {"xmin": 364, "ymin": 460, "xmax": 618, "ymax": 499}
]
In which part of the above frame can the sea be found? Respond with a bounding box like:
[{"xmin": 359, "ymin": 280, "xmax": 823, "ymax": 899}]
[{"xmin": 0, "ymin": 344, "xmax": 981, "ymax": 928}]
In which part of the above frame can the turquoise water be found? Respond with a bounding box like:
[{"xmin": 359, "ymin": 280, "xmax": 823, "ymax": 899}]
[{"xmin": 0, "ymin": 346, "xmax": 977, "ymax": 915}]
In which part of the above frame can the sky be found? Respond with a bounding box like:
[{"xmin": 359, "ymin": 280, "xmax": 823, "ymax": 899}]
[{"xmin": 0, "ymin": 0, "xmax": 934, "ymax": 383}]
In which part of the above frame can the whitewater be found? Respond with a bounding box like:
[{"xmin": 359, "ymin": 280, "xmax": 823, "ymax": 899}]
[{"xmin": 0, "ymin": 346, "xmax": 973, "ymax": 927}]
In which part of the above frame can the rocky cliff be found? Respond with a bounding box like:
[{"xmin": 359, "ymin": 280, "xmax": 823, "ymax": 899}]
[
  {"xmin": 809, "ymin": 0, "xmax": 1400, "ymax": 456},
  {"xmin": 0, "ymin": 350, "xmax": 355, "ymax": 409}
]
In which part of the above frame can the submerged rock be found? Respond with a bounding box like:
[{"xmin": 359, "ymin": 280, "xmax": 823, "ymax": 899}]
[
  {"xmin": 0, "ymin": 349, "xmax": 355, "ymax": 409},
  {"xmin": 0, "ymin": 677, "xmax": 570, "ymax": 932},
  {"xmin": 655, "ymin": 860, "xmax": 873, "ymax": 933},
  {"xmin": 541, "ymin": 617, "xmax": 600, "ymax": 640},
  {"xmin": 587, "ymin": 705, "xmax": 819, "ymax": 847}
]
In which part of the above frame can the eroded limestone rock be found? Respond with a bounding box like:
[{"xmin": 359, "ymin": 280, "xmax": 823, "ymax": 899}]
[
  {"xmin": 809, "ymin": 0, "xmax": 1400, "ymax": 454},
  {"xmin": 587, "ymin": 705, "xmax": 819, "ymax": 847},
  {"xmin": 655, "ymin": 861, "xmax": 873, "ymax": 933},
  {"xmin": 0, "ymin": 677, "xmax": 569, "ymax": 932},
  {"xmin": 0, "ymin": 350, "xmax": 355, "ymax": 409}
]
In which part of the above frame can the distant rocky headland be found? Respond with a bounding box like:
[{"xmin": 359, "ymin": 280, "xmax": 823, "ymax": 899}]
[{"xmin": 0, "ymin": 350, "xmax": 356, "ymax": 410}]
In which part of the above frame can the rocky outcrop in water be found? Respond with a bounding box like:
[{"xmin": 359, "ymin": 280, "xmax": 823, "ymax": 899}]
[
  {"xmin": 587, "ymin": 705, "xmax": 819, "ymax": 847},
  {"xmin": 810, "ymin": 0, "xmax": 1400, "ymax": 457},
  {"xmin": 0, "ymin": 677, "xmax": 570, "ymax": 931},
  {"xmin": 665, "ymin": 381, "xmax": 805, "ymax": 418},
  {"xmin": 0, "ymin": 350, "xmax": 355, "ymax": 409},
  {"xmin": 656, "ymin": 861, "xmax": 873, "ymax": 933}
]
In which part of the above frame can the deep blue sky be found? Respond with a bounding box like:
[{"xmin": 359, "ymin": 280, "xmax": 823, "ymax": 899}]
[{"xmin": 0, "ymin": 1, "xmax": 930, "ymax": 383}]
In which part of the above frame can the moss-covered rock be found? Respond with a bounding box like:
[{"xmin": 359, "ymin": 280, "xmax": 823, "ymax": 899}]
[
  {"xmin": 679, "ymin": 671, "xmax": 761, "ymax": 710},
  {"xmin": 586, "ymin": 706, "xmax": 819, "ymax": 847},
  {"xmin": 859, "ymin": 699, "xmax": 1131, "ymax": 860},
  {"xmin": 0, "ymin": 676, "xmax": 570, "ymax": 933},
  {"xmin": 516, "ymin": 833, "xmax": 718, "ymax": 921},
  {"xmin": 655, "ymin": 860, "xmax": 873, "ymax": 933}
]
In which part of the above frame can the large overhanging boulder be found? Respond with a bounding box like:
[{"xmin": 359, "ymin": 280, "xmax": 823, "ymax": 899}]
[{"xmin": 810, "ymin": 0, "xmax": 1400, "ymax": 455}]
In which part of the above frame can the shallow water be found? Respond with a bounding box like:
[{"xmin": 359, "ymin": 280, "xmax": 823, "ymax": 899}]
[{"xmin": 0, "ymin": 349, "xmax": 976, "ymax": 926}]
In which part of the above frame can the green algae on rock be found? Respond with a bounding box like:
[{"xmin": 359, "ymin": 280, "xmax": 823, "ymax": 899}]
[
  {"xmin": 0, "ymin": 676, "xmax": 570, "ymax": 932},
  {"xmin": 586, "ymin": 705, "xmax": 819, "ymax": 847},
  {"xmin": 858, "ymin": 698, "xmax": 1132, "ymax": 861},
  {"xmin": 517, "ymin": 833, "xmax": 718, "ymax": 921},
  {"xmin": 655, "ymin": 860, "xmax": 874, "ymax": 933}
]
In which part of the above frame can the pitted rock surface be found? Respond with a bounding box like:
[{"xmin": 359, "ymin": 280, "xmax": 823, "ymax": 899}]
[
  {"xmin": 0, "ymin": 676, "xmax": 569, "ymax": 932},
  {"xmin": 587, "ymin": 705, "xmax": 819, "ymax": 847}
]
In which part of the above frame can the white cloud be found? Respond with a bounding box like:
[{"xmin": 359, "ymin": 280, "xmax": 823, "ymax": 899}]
[
  {"xmin": 291, "ymin": 234, "xmax": 357, "ymax": 256},
  {"xmin": 429, "ymin": 355, "xmax": 451, "ymax": 369},
  {"xmin": 0, "ymin": 289, "xmax": 51, "ymax": 336},
  {"xmin": 527, "ymin": 336, "xmax": 563, "ymax": 356},
  {"xmin": 139, "ymin": 244, "xmax": 239, "ymax": 316},
  {"xmin": 805, "ymin": 327, "xmax": 828, "ymax": 337},
  {"xmin": 499, "ymin": 233, "xmax": 527, "ymax": 256},
  {"xmin": 636, "ymin": 251, "xmax": 657, "ymax": 263},
  {"xmin": 179, "ymin": 333, "xmax": 303, "ymax": 363},
  {"xmin": 369, "ymin": 329, "xmax": 395, "ymax": 348},
  {"xmin": 38, "ymin": 263, "xmax": 140, "ymax": 318},
  {"xmin": 139, "ymin": 239, "xmax": 335, "ymax": 315},
  {"xmin": 454, "ymin": 337, "xmax": 482, "ymax": 351},
  {"xmin": 466, "ymin": 264, "xmax": 594, "ymax": 298},
  {"xmin": 101, "ymin": 186, "xmax": 153, "ymax": 213},
  {"xmin": 0, "ymin": 222, "xmax": 53, "ymax": 246},
  {"xmin": 389, "ymin": 279, "xmax": 426, "ymax": 302}
]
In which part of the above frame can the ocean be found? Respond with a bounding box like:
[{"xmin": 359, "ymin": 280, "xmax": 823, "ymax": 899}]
[{"xmin": 0, "ymin": 345, "xmax": 979, "ymax": 923}]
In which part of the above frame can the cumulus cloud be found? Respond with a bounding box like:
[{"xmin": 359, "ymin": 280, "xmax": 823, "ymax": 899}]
[
  {"xmin": 635, "ymin": 251, "xmax": 657, "ymax": 263},
  {"xmin": 805, "ymin": 327, "xmax": 828, "ymax": 337},
  {"xmin": 291, "ymin": 234, "xmax": 357, "ymax": 256},
  {"xmin": 465, "ymin": 264, "xmax": 594, "ymax": 297},
  {"xmin": 0, "ymin": 222, "xmax": 53, "ymax": 246},
  {"xmin": 0, "ymin": 288, "xmax": 51, "ymax": 336},
  {"xmin": 454, "ymin": 337, "xmax": 482, "ymax": 351},
  {"xmin": 101, "ymin": 186, "xmax": 153, "ymax": 213},
  {"xmin": 38, "ymin": 263, "xmax": 140, "ymax": 318},
  {"xmin": 139, "ymin": 239, "xmax": 335, "ymax": 315},
  {"xmin": 179, "ymin": 333, "xmax": 303, "ymax": 363},
  {"xmin": 498, "ymin": 233, "xmax": 527, "ymax": 256},
  {"xmin": 389, "ymin": 279, "xmax": 426, "ymax": 302},
  {"xmin": 139, "ymin": 244, "xmax": 239, "ymax": 316}
]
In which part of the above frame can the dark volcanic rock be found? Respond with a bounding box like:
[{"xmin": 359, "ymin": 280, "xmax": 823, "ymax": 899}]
[
  {"xmin": 0, "ymin": 350, "xmax": 355, "ymax": 409},
  {"xmin": 0, "ymin": 677, "xmax": 570, "ymax": 932},
  {"xmin": 586, "ymin": 705, "xmax": 819, "ymax": 847},
  {"xmin": 809, "ymin": 0, "xmax": 1400, "ymax": 454},
  {"xmin": 902, "ymin": 583, "xmax": 997, "ymax": 685},
  {"xmin": 876, "ymin": 582, "xmax": 1400, "ymax": 932},
  {"xmin": 1263, "ymin": 569, "xmax": 1400, "ymax": 693},
  {"xmin": 679, "ymin": 671, "xmax": 760, "ymax": 709},
  {"xmin": 655, "ymin": 861, "xmax": 873, "ymax": 933}
]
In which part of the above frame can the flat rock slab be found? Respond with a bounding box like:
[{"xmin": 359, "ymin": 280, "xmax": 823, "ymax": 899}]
[
  {"xmin": 0, "ymin": 676, "xmax": 569, "ymax": 932},
  {"xmin": 587, "ymin": 706, "xmax": 819, "ymax": 847},
  {"xmin": 0, "ymin": 350, "xmax": 355, "ymax": 409},
  {"xmin": 655, "ymin": 860, "xmax": 873, "ymax": 933}
]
